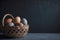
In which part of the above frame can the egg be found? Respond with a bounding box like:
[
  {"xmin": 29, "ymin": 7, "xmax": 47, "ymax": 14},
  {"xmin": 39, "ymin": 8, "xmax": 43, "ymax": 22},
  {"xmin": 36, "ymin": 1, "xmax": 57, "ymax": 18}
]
[
  {"xmin": 6, "ymin": 18, "xmax": 12, "ymax": 23},
  {"xmin": 20, "ymin": 23, "xmax": 24, "ymax": 27},
  {"xmin": 15, "ymin": 16, "xmax": 21, "ymax": 23},
  {"xmin": 15, "ymin": 23, "xmax": 23, "ymax": 27},
  {"xmin": 22, "ymin": 18, "xmax": 28, "ymax": 25},
  {"xmin": 8, "ymin": 22, "xmax": 14, "ymax": 27}
]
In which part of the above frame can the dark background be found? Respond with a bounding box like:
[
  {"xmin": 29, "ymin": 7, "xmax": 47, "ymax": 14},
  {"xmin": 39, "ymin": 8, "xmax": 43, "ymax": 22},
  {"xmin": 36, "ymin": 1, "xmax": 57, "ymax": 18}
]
[{"xmin": 0, "ymin": 0, "xmax": 60, "ymax": 33}]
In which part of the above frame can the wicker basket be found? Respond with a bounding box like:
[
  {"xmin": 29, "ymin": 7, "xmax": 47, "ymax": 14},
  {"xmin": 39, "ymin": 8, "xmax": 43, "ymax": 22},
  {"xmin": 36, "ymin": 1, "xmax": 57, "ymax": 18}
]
[{"xmin": 2, "ymin": 14, "xmax": 29, "ymax": 38}]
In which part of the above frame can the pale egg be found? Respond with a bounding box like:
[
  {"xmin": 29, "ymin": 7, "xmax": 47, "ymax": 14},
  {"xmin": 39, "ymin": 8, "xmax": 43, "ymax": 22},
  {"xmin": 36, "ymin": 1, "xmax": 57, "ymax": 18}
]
[
  {"xmin": 22, "ymin": 18, "xmax": 28, "ymax": 25},
  {"xmin": 15, "ymin": 16, "xmax": 21, "ymax": 23},
  {"xmin": 8, "ymin": 22, "xmax": 14, "ymax": 27}
]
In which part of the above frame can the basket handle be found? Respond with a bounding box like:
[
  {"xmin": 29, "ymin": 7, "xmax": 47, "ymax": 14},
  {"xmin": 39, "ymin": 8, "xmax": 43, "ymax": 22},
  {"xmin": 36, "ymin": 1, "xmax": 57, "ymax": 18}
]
[{"xmin": 2, "ymin": 14, "xmax": 15, "ymax": 27}]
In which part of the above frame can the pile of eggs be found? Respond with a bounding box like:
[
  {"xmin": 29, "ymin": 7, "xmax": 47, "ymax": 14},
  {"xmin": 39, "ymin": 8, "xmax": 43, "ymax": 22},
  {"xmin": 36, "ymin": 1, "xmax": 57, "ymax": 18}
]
[{"xmin": 6, "ymin": 16, "xmax": 28, "ymax": 27}]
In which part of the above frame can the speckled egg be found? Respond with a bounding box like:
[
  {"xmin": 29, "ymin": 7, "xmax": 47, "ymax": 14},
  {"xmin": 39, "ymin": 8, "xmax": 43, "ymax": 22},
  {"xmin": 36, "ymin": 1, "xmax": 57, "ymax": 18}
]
[
  {"xmin": 6, "ymin": 18, "xmax": 12, "ymax": 23},
  {"xmin": 8, "ymin": 22, "xmax": 14, "ymax": 27},
  {"xmin": 15, "ymin": 16, "xmax": 21, "ymax": 23},
  {"xmin": 22, "ymin": 18, "xmax": 28, "ymax": 25}
]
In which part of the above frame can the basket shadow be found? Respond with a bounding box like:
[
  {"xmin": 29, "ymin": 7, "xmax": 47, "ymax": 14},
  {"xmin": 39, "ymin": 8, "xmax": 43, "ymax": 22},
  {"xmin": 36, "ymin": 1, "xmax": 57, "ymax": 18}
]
[{"xmin": 0, "ymin": 35, "xmax": 23, "ymax": 39}]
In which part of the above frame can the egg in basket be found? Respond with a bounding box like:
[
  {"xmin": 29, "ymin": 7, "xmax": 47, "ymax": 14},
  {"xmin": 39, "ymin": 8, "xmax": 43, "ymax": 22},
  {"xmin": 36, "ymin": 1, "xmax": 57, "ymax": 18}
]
[{"xmin": 2, "ymin": 14, "xmax": 29, "ymax": 38}]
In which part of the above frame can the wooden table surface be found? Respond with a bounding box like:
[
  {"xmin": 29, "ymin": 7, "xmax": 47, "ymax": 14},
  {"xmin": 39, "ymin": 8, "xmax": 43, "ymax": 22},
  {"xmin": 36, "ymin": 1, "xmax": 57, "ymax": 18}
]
[{"xmin": 0, "ymin": 33, "xmax": 60, "ymax": 40}]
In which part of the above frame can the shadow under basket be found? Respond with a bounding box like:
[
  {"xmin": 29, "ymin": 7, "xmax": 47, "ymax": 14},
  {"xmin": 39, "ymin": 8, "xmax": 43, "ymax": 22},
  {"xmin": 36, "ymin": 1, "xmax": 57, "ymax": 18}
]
[{"xmin": 1, "ymin": 14, "xmax": 29, "ymax": 38}]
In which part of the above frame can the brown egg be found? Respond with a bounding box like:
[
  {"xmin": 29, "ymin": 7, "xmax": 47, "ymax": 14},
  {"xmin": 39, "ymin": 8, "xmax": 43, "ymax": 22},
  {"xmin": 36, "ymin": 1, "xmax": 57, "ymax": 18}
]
[
  {"xmin": 20, "ymin": 23, "xmax": 24, "ymax": 27},
  {"xmin": 6, "ymin": 18, "xmax": 12, "ymax": 23},
  {"xmin": 15, "ymin": 23, "xmax": 23, "ymax": 27},
  {"xmin": 15, "ymin": 16, "xmax": 21, "ymax": 23}
]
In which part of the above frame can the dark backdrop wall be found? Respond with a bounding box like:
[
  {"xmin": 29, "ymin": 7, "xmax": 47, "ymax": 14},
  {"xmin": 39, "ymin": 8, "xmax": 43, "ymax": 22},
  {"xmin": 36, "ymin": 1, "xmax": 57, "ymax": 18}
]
[{"xmin": 0, "ymin": 0, "xmax": 60, "ymax": 33}]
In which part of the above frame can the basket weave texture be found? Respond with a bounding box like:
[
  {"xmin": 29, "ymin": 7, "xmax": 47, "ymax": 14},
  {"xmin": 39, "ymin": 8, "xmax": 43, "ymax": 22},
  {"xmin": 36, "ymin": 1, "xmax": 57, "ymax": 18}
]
[{"xmin": 2, "ymin": 14, "xmax": 29, "ymax": 37}]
